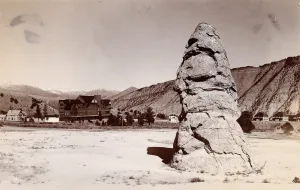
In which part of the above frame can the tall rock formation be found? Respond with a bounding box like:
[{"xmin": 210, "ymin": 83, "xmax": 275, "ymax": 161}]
[{"xmin": 170, "ymin": 23, "xmax": 254, "ymax": 174}]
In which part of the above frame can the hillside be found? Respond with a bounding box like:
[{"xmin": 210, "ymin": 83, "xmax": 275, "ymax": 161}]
[
  {"xmin": 0, "ymin": 84, "xmax": 119, "ymax": 115},
  {"xmin": 112, "ymin": 56, "xmax": 300, "ymax": 117},
  {"xmin": 234, "ymin": 56, "xmax": 300, "ymax": 117},
  {"xmin": 0, "ymin": 92, "xmax": 58, "ymax": 116},
  {"xmin": 85, "ymin": 89, "xmax": 119, "ymax": 98},
  {"xmin": 112, "ymin": 81, "xmax": 180, "ymax": 115},
  {"xmin": 0, "ymin": 83, "xmax": 59, "ymax": 98},
  {"xmin": 108, "ymin": 87, "xmax": 138, "ymax": 100}
]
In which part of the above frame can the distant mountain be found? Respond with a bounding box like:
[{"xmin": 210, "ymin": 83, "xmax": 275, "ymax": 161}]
[
  {"xmin": 233, "ymin": 55, "xmax": 300, "ymax": 117},
  {"xmin": 112, "ymin": 56, "xmax": 300, "ymax": 117},
  {"xmin": 112, "ymin": 81, "xmax": 180, "ymax": 115},
  {"xmin": 0, "ymin": 83, "xmax": 59, "ymax": 98},
  {"xmin": 85, "ymin": 89, "xmax": 119, "ymax": 98},
  {"xmin": 108, "ymin": 86, "xmax": 138, "ymax": 100},
  {"xmin": 0, "ymin": 83, "xmax": 119, "ymax": 114}
]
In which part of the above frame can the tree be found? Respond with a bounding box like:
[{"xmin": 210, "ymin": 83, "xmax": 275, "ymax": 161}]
[
  {"xmin": 125, "ymin": 112, "xmax": 134, "ymax": 126},
  {"xmin": 144, "ymin": 107, "xmax": 155, "ymax": 125},
  {"xmin": 43, "ymin": 104, "xmax": 48, "ymax": 118},
  {"xmin": 237, "ymin": 111, "xmax": 255, "ymax": 133},
  {"xmin": 36, "ymin": 104, "xmax": 42, "ymax": 122},
  {"xmin": 281, "ymin": 122, "xmax": 294, "ymax": 134},
  {"xmin": 0, "ymin": 93, "xmax": 4, "ymax": 97},
  {"xmin": 14, "ymin": 99, "xmax": 19, "ymax": 104},
  {"xmin": 107, "ymin": 113, "xmax": 117, "ymax": 126},
  {"xmin": 137, "ymin": 111, "xmax": 144, "ymax": 126},
  {"xmin": 30, "ymin": 98, "xmax": 42, "ymax": 121},
  {"xmin": 133, "ymin": 110, "xmax": 138, "ymax": 119},
  {"xmin": 98, "ymin": 112, "xmax": 103, "ymax": 121}
]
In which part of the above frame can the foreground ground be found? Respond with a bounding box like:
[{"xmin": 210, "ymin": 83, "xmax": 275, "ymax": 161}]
[{"xmin": 0, "ymin": 126, "xmax": 300, "ymax": 189}]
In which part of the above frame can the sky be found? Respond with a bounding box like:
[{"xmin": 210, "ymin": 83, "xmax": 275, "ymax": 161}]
[{"xmin": 0, "ymin": 0, "xmax": 299, "ymax": 91}]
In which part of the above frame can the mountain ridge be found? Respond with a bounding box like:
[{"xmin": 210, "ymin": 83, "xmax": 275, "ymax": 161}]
[
  {"xmin": 112, "ymin": 55, "xmax": 300, "ymax": 117},
  {"xmin": 2, "ymin": 55, "xmax": 300, "ymax": 117}
]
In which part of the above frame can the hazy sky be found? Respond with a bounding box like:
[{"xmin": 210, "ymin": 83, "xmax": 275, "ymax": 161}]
[{"xmin": 0, "ymin": 0, "xmax": 299, "ymax": 91}]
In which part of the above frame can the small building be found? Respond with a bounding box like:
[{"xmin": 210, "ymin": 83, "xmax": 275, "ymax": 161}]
[
  {"xmin": 289, "ymin": 114, "xmax": 300, "ymax": 121},
  {"xmin": 253, "ymin": 112, "xmax": 268, "ymax": 121},
  {"xmin": 59, "ymin": 95, "xmax": 112, "ymax": 122},
  {"xmin": 169, "ymin": 114, "xmax": 179, "ymax": 123},
  {"xmin": 270, "ymin": 112, "xmax": 289, "ymax": 121},
  {"xmin": 0, "ymin": 114, "xmax": 6, "ymax": 121},
  {"xmin": 6, "ymin": 110, "xmax": 27, "ymax": 122},
  {"xmin": 43, "ymin": 114, "xmax": 60, "ymax": 123}
]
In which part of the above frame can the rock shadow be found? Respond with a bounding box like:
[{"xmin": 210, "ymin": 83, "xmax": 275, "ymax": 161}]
[{"xmin": 147, "ymin": 147, "xmax": 174, "ymax": 164}]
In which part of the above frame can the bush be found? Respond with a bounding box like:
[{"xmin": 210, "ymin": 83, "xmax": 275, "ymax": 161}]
[
  {"xmin": 125, "ymin": 113, "xmax": 134, "ymax": 126},
  {"xmin": 281, "ymin": 122, "xmax": 294, "ymax": 134},
  {"xmin": 189, "ymin": 177, "xmax": 205, "ymax": 183},
  {"xmin": 95, "ymin": 120, "xmax": 101, "ymax": 126},
  {"xmin": 138, "ymin": 114, "xmax": 144, "ymax": 126},
  {"xmin": 107, "ymin": 113, "xmax": 117, "ymax": 126},
  {"xmin": 0, "ymin": 93, "xmax": 4, "ymax": 97},
  {"xmin": 156, "ymin": 113, "xmax": 167, "ymax": 120}
]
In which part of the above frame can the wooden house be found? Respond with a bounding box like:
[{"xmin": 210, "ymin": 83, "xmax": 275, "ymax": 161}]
[
  {"xmin": 168, "ymin": 114, "xmax": 179, "ymax": 123},
  {"xmin": 6, "ymin": 110, "xmax": 27, "ymax": 122},
  {"xmin": 0, "ymin": 114, "xmax": 6, "ymax": 121},
  {"xmin": 253, "ymin": 112, "xmax": 269, "ymax": 121},
  {"xmin": 270, "ymin": 112, "xmax": 289, "ymax": 121},
  {"xmin": 59, "ymin": 95, "xmax": 112, "ymax": 121}
]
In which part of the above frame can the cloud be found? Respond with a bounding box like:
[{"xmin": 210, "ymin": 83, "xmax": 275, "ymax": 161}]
[{"xmin": 24, "ymin": 30, "xmax": 40, "ymax": 44}]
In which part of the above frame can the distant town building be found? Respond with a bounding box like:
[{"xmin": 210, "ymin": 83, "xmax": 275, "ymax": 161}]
[
  {"xmin": 42, "ymin": 114, "xmax": 60, "ymax": 123},
  {"xmin": 6, "ymin": 110, "xmax": 27, "ymax": 122},
  {"xmin": 59, "ymin": 95, "xmax": 112, "ymax": 121},
  {"xmin": 169, "ymin": 114, "xmax": 179, "ymax": 123},
  {"xmin": 253, "ymin": 112, "xmax": 269, "ymax": 121},
  {"xmin": 0, "ymin": 114, "xmax": 6, "ymax": 121},
  {"xmin": 288, "ymin": 114, "xmax": 300, "ymax": 121},
  {"xmin": 270, "ymin": 112, "xmax": 289, "ymax": 121}
]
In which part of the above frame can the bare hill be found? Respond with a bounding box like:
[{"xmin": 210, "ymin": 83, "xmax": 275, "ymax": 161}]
[
  {"xmin": 85, "ymin": 89, "xmax": 119, "ymax": 98},
  {"xmin": 0, "ymin": 84, "xmax": 119, "ymax": 115},
  {"xmin": 113, "ymin": 56, "xmax": 300, "ymax": 117},
  {"xmin": 112, "ymin": 80, "xmax": 180, "ymax": 115},
  {"xmin": 108, "ymin": 87, "xmax": 138, "ymax": 100}
]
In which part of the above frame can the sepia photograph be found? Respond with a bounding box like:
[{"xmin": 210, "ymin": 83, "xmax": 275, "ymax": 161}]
[{"xmin": 0, "ymin": 0, "xmax": 300, "ymax": 189}]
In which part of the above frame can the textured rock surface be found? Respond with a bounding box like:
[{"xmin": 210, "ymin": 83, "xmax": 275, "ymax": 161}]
[{"xmin": 170, "ymin": 23, "xmax": 254, "ymax": 174}]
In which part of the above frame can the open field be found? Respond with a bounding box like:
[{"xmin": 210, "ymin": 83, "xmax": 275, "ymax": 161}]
[
  {"xmin": 0, "ymin": 120, "xmax": 180, "ymax": 130},
  {"xmin": 0, "ymin": 126, "xmax": 300, "ymax": 189}
]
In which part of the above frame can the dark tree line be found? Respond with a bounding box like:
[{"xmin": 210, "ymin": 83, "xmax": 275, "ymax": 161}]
[
  {"xmin": 237, "ymin": 111, "xmax": 255, "ymax": 133},
  {"xmin": 106, "ymin": 107, "xmax": 155, "ymax": 126},
  {"xmin": 30, "ymin": 98, "xmax": 43, "ymax": 121},
  {"xmin": 10, "ymin": 96, "xmax": 19, "ymax": 104}
]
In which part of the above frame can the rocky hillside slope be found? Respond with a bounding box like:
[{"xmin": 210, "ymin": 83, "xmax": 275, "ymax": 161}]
[
  {"xmin": 234, "ymin": 56, "xmax": 300, "ymax": 117},
  {"xmin": 112, "ymin": 56, "xmax": 300, "ymax": 117},
  {"xmin": 112, "ymin": 81, "xmax": 181, "ymax": 115},
  {"xmin": 0, "ymin": 84, "xmax": 119, "ymax": 115}
]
